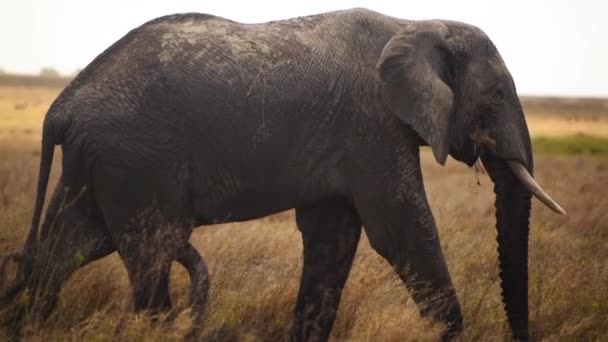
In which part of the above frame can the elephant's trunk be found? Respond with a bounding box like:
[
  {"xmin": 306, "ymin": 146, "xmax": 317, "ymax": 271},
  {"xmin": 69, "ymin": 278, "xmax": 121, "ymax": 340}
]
[{"xmin": 482, "ymin": 154, "xmax": 531, "ymax": 341}]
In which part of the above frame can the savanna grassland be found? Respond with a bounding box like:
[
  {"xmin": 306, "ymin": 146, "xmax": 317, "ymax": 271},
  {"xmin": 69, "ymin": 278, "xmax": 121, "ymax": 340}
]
[{"xmin": 0, "ymin": 82, "xmax": 607, "ymax": 341}]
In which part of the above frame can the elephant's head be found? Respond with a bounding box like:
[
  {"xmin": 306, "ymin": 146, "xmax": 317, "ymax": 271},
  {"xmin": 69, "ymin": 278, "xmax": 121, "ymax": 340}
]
[{"xmin": 377, "ymin": 20, "xmax": 565, "ymax": 340}]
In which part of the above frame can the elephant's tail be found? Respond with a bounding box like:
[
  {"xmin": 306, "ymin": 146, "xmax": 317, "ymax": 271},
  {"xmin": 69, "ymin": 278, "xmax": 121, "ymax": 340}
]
[
  {"xmin": 24, "ymin": 115, "xmax": 61, "ymax": 256},
  {"xmin": 0, "ymin": 115, "xmax": 58, "ymax": 308}
]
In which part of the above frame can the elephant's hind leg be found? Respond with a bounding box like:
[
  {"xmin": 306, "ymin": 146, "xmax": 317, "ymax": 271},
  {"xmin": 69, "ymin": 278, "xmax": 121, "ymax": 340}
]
[
  {"xmin": 28, "ymin": 178, "xmax": 115, "ymax": 322},
  {"xmin": 291, "ymin": 199, "xmax": 362, "ymax": 342},
  {"xmin": 114, "ymin": 222, "xmax": 191, "ymax": 315},
  {"xmin": 93, "ymin": 161, "xmax": 195, "ymax": 316}
]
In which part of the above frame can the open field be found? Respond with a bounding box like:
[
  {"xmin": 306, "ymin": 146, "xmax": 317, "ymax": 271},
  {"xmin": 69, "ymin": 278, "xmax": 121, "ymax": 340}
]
[{"xmin": 0, "ymin": 84, "xmax": 607, "ymax": 341}]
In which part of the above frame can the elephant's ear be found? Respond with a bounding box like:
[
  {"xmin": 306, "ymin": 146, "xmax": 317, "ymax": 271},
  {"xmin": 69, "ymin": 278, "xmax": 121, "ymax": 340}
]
[{"xmin": 377, "ymin": 21, "xmax": 454, "ymax": 165}]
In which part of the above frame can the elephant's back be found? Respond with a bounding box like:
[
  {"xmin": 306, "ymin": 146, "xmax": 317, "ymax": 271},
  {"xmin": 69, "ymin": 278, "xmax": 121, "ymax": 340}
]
[
  {"xmin": 148, "ymin": 8, "xmax": 404, "ymax": 68},
  {"xmin": 56, "ymin": 8, "xmax": 402, "ymax": 112},
  {"xmin": 54, "ymin": 8, "xmax": 405, "ymax": 160},
  {"xmin": 56, "ymin": 11, "xmax": 332, "ymax": 115},
  {"xmin": 136, "ymin": 8, "xmax": 404, "ymax": 114}
]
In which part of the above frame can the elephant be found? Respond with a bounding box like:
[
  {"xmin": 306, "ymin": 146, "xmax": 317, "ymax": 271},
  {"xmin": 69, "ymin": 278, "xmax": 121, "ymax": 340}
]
[{"xmin": 0, "ymin": 7, "xmax": 565, "ymax": 341}]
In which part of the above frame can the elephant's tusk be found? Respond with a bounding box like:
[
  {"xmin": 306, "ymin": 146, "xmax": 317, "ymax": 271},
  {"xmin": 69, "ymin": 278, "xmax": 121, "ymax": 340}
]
[{"xmin": 507, "ymin": 161, "xmax": 567, "ymax": 215}]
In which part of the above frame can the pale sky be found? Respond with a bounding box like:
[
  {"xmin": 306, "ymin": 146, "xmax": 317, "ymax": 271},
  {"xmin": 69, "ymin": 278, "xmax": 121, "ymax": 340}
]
[{"xmin": 1, "ymin": 0, "xmax": 607, "ymax": 97}]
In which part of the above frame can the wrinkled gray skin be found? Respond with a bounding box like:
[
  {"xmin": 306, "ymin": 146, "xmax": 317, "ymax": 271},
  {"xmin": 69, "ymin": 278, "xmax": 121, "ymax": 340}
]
[{"xmin": 2, "ymin": 8, "xmax": 537, "ymax": 341}]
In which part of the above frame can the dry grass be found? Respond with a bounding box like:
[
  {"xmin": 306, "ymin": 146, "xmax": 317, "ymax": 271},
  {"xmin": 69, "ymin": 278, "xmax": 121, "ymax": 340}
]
[
  {"xmin": 0, "ymin": 86, "xmax": 58, "ymax": 138},
  {"xmin": 522, "ymin": 96, "xmax": 608, "ymax": 138},
  {"xmin": 526, "ymin": 115, "xmax": 608, "ymax": 138},
  {"xmin": 0, "ymin": 86, "xmax": 607, "ymax": 341}
]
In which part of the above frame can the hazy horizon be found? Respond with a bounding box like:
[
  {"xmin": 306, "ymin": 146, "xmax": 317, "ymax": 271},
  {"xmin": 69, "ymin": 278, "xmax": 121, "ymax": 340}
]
[{"xmin": 2, "ymin": 0, "xmax": 607, "ymax": 97}]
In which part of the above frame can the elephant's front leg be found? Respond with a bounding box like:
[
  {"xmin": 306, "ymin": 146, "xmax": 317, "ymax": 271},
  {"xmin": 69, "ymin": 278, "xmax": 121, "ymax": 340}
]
[
  {"xmin": 354, "ymin": 165, "xmax": 463, "ymax": 341},
  {"xmin": 291, "ymin": 199, "xmax": 362, "ymax": 342}
]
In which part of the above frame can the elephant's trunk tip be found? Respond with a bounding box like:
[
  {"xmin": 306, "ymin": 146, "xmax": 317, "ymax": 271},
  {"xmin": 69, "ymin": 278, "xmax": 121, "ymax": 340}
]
[{"xmin": 507, "ymin": 161, "xmax": 566, "ymax": 215}]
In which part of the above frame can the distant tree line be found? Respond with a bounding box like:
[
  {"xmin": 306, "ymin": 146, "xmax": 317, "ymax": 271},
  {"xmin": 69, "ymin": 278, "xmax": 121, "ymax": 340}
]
[
  {"xmin": 39, "ymin": 67, "xmax": 82, "ymax": 77},
  {"xmin": 0, "ymin": 67, "xmax": 82, "ymax": 78},
  {"xmin": 39, "ymin": 67, "xmax": 61, "ymax": 77}
]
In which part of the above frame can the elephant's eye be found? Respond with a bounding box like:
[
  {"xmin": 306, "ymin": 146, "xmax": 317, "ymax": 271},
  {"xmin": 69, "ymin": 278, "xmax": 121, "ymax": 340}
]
[{"xmin": 492, "ymin": 89, "xmax": 505, "ymax": 103}]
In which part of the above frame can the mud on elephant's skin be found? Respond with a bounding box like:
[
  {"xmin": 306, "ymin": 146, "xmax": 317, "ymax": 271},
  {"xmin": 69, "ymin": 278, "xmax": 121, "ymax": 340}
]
[{"xmin": 0, "ymin": 8, "xmax": 564, "ymax": 341}]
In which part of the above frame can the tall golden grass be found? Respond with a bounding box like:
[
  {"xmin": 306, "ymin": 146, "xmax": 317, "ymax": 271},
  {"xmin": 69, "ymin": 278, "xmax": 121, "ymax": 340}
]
[{"xmin": 1, "ymin": 86, "xmax": 607, "ymax": 340}]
